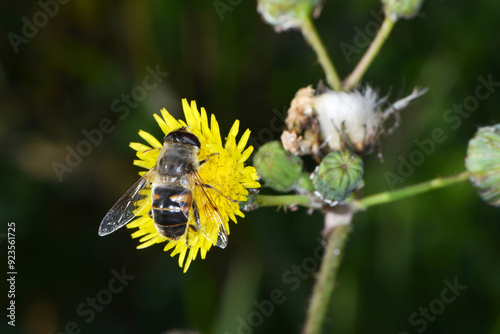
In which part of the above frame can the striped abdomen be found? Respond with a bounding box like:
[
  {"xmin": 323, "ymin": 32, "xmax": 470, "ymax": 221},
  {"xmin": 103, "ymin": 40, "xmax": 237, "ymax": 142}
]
[{"xmin": 151, "ymin": 185, "xmax": 192, "ymax": 240}]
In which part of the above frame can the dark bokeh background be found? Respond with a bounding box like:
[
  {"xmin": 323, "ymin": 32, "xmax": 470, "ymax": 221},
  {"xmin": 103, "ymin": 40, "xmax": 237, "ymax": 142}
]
[{"xmin": 1, "ymin": 1, "xmax": 500, "ymax": 333}]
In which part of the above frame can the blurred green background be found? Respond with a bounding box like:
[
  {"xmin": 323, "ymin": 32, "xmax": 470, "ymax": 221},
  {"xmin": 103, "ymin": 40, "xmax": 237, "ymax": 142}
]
[{"xmin": 1, "ymin": 0, "xmax": 500, "ymax": 333}]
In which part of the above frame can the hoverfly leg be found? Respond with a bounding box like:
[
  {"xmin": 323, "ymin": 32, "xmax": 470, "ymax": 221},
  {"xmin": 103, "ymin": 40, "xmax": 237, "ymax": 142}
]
[
  {"xmin": 183, "ymin": 201, "xmax": 201, "ymax": 247},
  {"xmin": 199, "ymin": 183, "xmax": 238, "ymax": 203},
  {"xmin": 186, "ymin": 224, "xmax": 200, "ymax": 247},
  {"xmin": 143, "ymin": 147, "xmax": 162, "ymax": 154},
  {"xmin": 199, "ymin": 153, "xmax": 219, "ymax": 166},
  {"xmin": 192, "ymin": 200, "xmax": 202, "ymax": 229}
]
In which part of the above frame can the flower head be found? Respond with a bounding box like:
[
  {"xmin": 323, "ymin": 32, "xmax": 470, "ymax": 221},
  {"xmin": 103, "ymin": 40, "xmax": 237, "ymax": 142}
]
[
  {"xmin": 312, "ymin": 150, "xmax": 364, "ymax": 204},
  {"xmin": 253, "ymin": 140, "xmax": 304, "ymax": 192},
  {"xmin": 282, "ymin": 85, "xmax": 427, "ymax": 156},
  {"xmin": 127, "ymin": 99, "xmax": 260, "ymax": 272},
  {"xmin": 465, "ymin": 124, "xmax": 500, "ymax": 207},
  {"xmin": 257, "ymin": 0, "xmax": 323, "ymax": 32},
  {"xmin": 382, "ymin": 0, "xmax": 424, "ymax": 20}
]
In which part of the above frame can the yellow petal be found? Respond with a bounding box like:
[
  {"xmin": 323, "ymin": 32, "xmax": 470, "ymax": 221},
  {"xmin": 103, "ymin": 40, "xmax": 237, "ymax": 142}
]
[
  {"xmin": 210, "ymin": 114, "xmax": 222, "ymax": 146},
  {"xmin": 225, "ymin": 135, "xmax": 236, "ymax": 152},
  {"xmin": 153, "ymin": 113, "xmax": 170, "ymax": 135},
  {"xmin": 200, "ymin": 107, "xmax": 209, "ymax": 134},
  {"xmin": 138, "ymin": 130, "xmax": 162, "ymax": 148},
  {"xmin": 244, "ymin": 181, "xmax": 262, "ymax": 188},
  {"xmin": 160, "ymin": 108, "xmax": 182, "ymax": 131},
  {"xmin": 137, "ymin": 236, "xmax": 159, "ymax": 249},
  {"xmin": 184, "ymin": 99, "xmax": 201, "ymax": 131},
  {"xmin": 177, "ymin": 248, "xmax": 187, "ymax": 268},
  {"xmin": 163, "ymin": 241, "xmax": 176, "ymax": 252},
  {"xmin": 131, "ymin": 229, "xmax": 147, "ymax": 238},
  {"xmin": 133, "ymin": 159, "xmax": 154, "ymax": 169},
  {"xmin": 126, "ymin": 216, "xmax": 150, "ymax": 228},
  {"xmin": 228, "ymin": 120, "xmax": 240, "ymax": 138},
  {"xmin": 139, "ymin": 233, "xmax": 157, "ymax": 243},
  {"xmin": 130, "ymin": 142, "xmax": 151, "ymax": 152},
  {"xmin": 238, "ymin": 146, "xmax": 254, "ymax": 163},
  {"xmin": 237, "ymin": 129, "xmax": 251, "ymax": 152}
]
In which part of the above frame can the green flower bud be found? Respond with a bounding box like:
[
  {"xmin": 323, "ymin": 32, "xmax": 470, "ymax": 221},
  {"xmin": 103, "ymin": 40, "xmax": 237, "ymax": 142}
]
[
  {"xmin": 465, "ymin": 125, "xmax": 500, "ymax": 207},
  {"xmin": 257, "ymin": 0, "xmax": 323, "ymax": 32},
  {"xmin": 312, "ymin": 150, "xmax": 364, "ymax": 203},
  {"xmin": 382, "ymin": 0, "xmax": 423, "ymax": 20},
  {"xmin": 297, "ymin": 172, "xmax": 315, "ymax": 194},
  {"xmin": 253, "ymin": 141, "xmax": 303, "ymax": 192}
]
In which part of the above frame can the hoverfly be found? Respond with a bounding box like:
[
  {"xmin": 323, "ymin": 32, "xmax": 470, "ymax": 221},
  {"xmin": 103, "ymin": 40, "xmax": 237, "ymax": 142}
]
[{"xmin": 98, "ymin": 128, "xmax": 233, "ymax": 249}]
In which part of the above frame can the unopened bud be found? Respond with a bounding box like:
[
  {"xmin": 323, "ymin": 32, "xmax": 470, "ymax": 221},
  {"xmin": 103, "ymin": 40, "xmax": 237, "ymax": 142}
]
[
  {"xmin": 382, "ymin": 0, "xmax": 423, "ymax": 20},
  {"xmin": 465, "ymin": 124, "xmax": 500, "ymax": 207},
  {"xmin": 253, "ymin": 141, "xmax": 303, "ymax": 192},
  {"xmin": 257, "ymin": 0, "xmax": 323, "ymax": 32},
  {"xmin": 312, "ymin": 150, "xmax": 364, "ymax": 203},
  {"xmin": 297, "ymin": 172, "xmax": 315, "ymax": 194}
]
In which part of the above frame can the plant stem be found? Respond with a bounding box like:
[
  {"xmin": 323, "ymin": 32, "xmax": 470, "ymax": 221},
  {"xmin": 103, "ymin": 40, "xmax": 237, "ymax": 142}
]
[
  {"xmin": 300, "ymin": 14, "xmax": 342, "ymax": 91},
  {"xmin": 256, "ymin": 172, "xmax": 470, "ymax": 210},
  {"xmin": 354, "ymin": 171, "xmax": 470, "ymax": 210},
  {"xmin": 343, "ymin": 14, "xmax": 396, "ymax": 91},
  {"xmin": 256, "ymin": 194, "xmax": 310, "ymax": 207},
  {"xmin": 302, "ymin": 216, "xmax": 351, "ymax": 334}
]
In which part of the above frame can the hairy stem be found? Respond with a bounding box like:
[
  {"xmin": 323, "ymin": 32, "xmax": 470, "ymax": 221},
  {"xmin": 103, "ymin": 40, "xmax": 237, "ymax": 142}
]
[
  {"xmin": 300, "ymin": 14, "xmax": 342, "ymax": 91},
  {"xmin": 256, "ymin": 172, "xmax": 470, "ymax": 210},
  {"xmin": 256, "ymin": 194, "xmax": 310, "ymax": 207},
  {"xmin": 343, "ymin": 14, "xmax": 395, "ymax": 91},
  {"xmin": 354, "ymin": 171, "xmax": 470, "ymax": 210},
  {"xmin": 302, "ymin": 211, "xmax": 352, "ymax": 334}
]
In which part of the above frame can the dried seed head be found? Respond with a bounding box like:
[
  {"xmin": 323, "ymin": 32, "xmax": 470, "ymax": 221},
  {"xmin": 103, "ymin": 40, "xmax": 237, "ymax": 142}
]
[
  {"xmin": 281, "ymin": 86, "xmax": 321, "ymax": 158},
  {"xmin": 282, "ymin": 85, "xmax": 427, "ymax": 157},
  {"xmin": 465, "ymin": 125, "xmax": 500, "ymax": 207},
  {"xmin": 253, "ymin": 140, "xmax": 303, "ymax": 192},
  {"xmin": 314, "ymin": 87, "xmax": 383, "ymax": 154},
  {"xmin": 312, "ymin": 150, "xmax": 364, "ymax": 204},
  {"xmin": 313, "ymin": 86, "xmax": 427, "ymax": 155}
]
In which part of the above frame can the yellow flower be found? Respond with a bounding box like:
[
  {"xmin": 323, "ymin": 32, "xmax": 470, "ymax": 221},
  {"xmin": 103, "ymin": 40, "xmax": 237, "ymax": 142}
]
[{"xmin": 126, "ymin": 99, "xmax": 260, "ymax": 272}]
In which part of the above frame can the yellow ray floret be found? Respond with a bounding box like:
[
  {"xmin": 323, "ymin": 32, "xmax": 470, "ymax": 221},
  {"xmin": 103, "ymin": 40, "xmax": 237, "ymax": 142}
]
[{"xmin": 127, "ymin": 99, "xmax": 260, "ymax": 272}]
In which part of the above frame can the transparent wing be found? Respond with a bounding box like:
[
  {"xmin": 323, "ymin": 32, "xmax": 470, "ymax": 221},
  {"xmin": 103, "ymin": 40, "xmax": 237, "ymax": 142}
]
[
  {"xmin": 98, "ymin": 167, "xmax": 156, "ymax": 236},
  {"xmin": 190, "ymin": 170, "xmax": 229, "ymax": 249}
]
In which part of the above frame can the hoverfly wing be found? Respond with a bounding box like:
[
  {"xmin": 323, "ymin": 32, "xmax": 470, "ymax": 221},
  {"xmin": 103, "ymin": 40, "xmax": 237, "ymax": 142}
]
[
  {"xmin": 98, "ymin": 167, "xmax": 156, "ymax": 236},
  {"xmin": 190, "ymin": 170, "xmax": 229, "ymax": 249}
]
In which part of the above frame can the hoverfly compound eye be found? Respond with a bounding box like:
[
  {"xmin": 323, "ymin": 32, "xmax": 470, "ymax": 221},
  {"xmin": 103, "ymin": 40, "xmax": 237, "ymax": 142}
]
[
  {"xmin": 181, "ymin": 132, "xmax": 201, "ymax": 148},
  {"xmin": 164, "ymin": 133, "xmax": 173, "ymax": 143},
  {"xmin": 164, "ymin": 129, "xmax": 200, "ymax": 147}
]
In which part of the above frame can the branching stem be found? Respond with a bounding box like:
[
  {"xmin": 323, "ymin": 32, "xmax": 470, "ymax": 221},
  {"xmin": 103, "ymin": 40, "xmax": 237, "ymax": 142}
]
[
  {"xmin": 300, "ymin": 14, "xmax": 342, "ymax": 91},
  {"xmin": 353, "ymin": 171, "xmax": 470, "ymax": 210},
  {"xmin": 256, "ymin": 172, "xmax": 470, "ymax": 210},
  {"xmin": 343, "ymin": 14, "xmax": 395, "ymax": 91}
]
